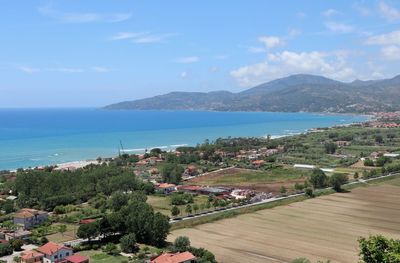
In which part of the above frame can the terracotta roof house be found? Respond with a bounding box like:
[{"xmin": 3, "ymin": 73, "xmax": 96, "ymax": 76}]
[
  {"xmin": 20, "ymin": 249, "xmax": 44, "ymax": 263},
  {"xmin": 13, "ymin": 208, "xmax": 48, "ymax": 230},
  {"xmin": 37, "ymin": 242, "xmax": 73, "ymax": 263},
  {"xmin": 156, "ymin": 183, "xmax": 176, "ymax": 194},
  {"xmin": 64, "ymin": 254, "xmax": 90, "ymax": 263},
  {"xmin": 151, "ymin": 252, "xmax": 196, "ymax": 263}
]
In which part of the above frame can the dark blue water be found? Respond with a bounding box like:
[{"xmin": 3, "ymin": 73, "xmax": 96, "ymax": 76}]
[{"xmin": 0, "ymin": 109, "xmax": 366, "ymax": 170}]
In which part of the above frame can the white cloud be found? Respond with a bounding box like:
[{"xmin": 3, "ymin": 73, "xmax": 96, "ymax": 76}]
[
  {"xmin": 209, "ymin": 66, "xmax": 219, "ymax": 73},
  {"xmin": 215, "ymin": 55, "xmax": 228, "ymax": 60},
  {"xmin": 258, "ymin": 36, "xmax": 284, "ymax": 49},
  {"xmin": 325, "ymin": 21, "xmax": 354, "ymax": 33},
  {"xmin": 47, "ymin": 67, "xmax": 84, "ymax": 73},
  {"xmin": 365, "ymin": 30, "xmax": 400, "ymax": 45},
  {"xmin": 180, "ymin": 71, "xmax": 188, "ymax": 79},
  {"xmin": 322, "ymin": 9, "xmax": 340, "ymax": 17},
  {"xmin": 38, "ymin": 3, "xmax": 131, "ymax": 23},
  {"xmin": 381, "ymin": 45, "xmax": 400, "ymax": 60},
  {"xmin": 248, "ymin": 46, "xmax": 266, "ymax": 53},
  {"xmin": 19, "ymin": 66, "xmax": 40, "ymax": 74},
  {"xmin": 230, "ymin": 50, "xmax": 358, "ymax": 87},
  {"xmin": 296, "ymin": 12, "xmax": 306, "ymax": 19},
  {"xmin": 110, "ymin": 32, "xmax": 175, "ymax": 43},
  {"xmin": 379, "ymin": 1, "xmax": 400, "ymax": 21},
  {"xmin": 353, "ymin": 3, "xmax": 372, "ymax": 16},
  {"xmin": 92, "ymin": 66, "xmax": 112, "ymax": 73},
  {"xmin": 174, "ymin": 56, "xmax": 199, "ymax": 64},
  {"xmin": 288, "ymin": 28, "xmax": 302, "ymax": 38}
]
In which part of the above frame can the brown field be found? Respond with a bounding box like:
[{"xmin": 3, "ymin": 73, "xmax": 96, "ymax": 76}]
[
  {"xmin": 186, "ymin": 167, "xmax": 307, "ymax": 194},
  {"xmin": 170, "ymin": 181, "xmax": 400, "ymax": 263}
]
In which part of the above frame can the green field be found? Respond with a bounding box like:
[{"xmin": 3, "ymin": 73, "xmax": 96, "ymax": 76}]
[
  {"xmin": 147, "ymin": 195, "xmax": 209, "ymax": 216},
  {"xmin": 188, "ymin": 167, "xmax": 309, "ymax": 186},
  {"xmin": 79, "ymin": 250, "xmax": 128, "ymax": 263}
]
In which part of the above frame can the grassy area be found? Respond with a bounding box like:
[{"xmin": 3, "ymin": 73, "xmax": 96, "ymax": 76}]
[
  {"xmin": 188, "ymin": 167, "xmax": 309, "ymax": 186},
  {"xmin": 46, "ymin": 223, "xmax": 78, "ymax": 243},
  {"xmin": 79, "ymin": 250, "xmax": 128, "ymax": 263},
  {"xmin": 147, "ymin": 195, "xmax": 209, "ymax": 216}
]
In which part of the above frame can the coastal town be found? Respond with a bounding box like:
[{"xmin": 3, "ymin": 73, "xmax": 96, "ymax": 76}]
[{"xmin": 0, "ymin": 111, "xmax": 399, "ymax": 262}]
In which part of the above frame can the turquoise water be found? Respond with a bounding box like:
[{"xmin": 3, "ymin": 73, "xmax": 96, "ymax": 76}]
[{"xmin": 0, "ymin": 109, "xmax": 366, "ymax": 170}]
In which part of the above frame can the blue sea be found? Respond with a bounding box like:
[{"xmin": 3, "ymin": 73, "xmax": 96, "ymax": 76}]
[{"xmin": 0, "ymin": 109, "xmax": 367, "ymax": 170}]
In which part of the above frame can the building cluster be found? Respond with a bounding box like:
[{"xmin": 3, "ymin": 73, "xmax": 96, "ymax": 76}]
[
  {"xmin": 234, "ymin": 146, "xmax": 284, "ymax": 162},
  {"xmin": 155, "ymin": 183, "xmax": 255, "ymax": 200},
  {"xmin": 20, "ymin": 242, "xmax": 89, "ymax": 263}
]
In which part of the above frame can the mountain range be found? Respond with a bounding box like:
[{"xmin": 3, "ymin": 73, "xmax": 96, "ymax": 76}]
[{"xmin": 105, "ymin": 74, "xmax": 400, "ymax": 113}]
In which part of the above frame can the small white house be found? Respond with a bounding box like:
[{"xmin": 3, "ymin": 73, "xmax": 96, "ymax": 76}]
[
  {"xmin": 294, "ymin": 164, "xmax": 316, "ymax": 169},
  {"xmin": 384, "ymin": 153, "xmax": 400, "ymax": 158}
]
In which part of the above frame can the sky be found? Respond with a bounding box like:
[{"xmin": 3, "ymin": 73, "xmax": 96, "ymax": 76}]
[{"xmin": 1, "ymin": 0, "xmax": 400, "ymax": 107}]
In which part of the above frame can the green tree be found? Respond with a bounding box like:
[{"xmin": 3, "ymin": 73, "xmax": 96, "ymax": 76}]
[
  {"xmin": 171, "ymin": 205, "xmax": 180, "ymax": 217},
  {"xmin": 304, "ymin": 188, "xmax": 314, "ymax": 198},
  {"xmin": 193, "ymin": 204, "xmax": 199, "ymax": 214},
  {"xmin": 185, "ymin": 204, "xmax": 192, "ymax": 215},
  {"xmin": 280, "ymin": 186, "xmax": 287, "ymax": 194},
  {"xmin": 77, "ymin": 222, "xmax": 99, "ymax": 243},
  {"xmin": 374, "ymin": 134, "xmax": 384, "ymax": 144},
  {"xmin": 174, "ymin": 236, "xmax": 191, "ymax": 252},
  {"xmin": 11, "ymin": 239, "xmax": 23, "ymax": 251},
  {"xmin": 108, "ymin": 191, "xmax": 129, "ymax": 212},
  {"xmin": 329, "ymin": 173, "xmax": 349, "ymax": 192},
  {"xmin": 151, "ymin": 212, "xmax": 170, "ymax": 247},
  {"xmin": 309, "ymin": 169, "xmax": 328, "ymax": 189},
  {"xmin": 364, "ymin": 159, "xmax": 375, "ymax": 167},
  {"xmin": 103, "ymin": 243, "xmax": 120, "ymax": 256},
  {"xmin": 324, "ymin": 142, "xmax": 337, "ymax": 154},
  {"xmin": 354, "ymin": 172, "xmax": 359, "ymax": 180},
  {"xmin": 120, "ymin": 233, "xmax": 137, "ymax": 253},
  {"xmin": 58, "ymin": 224, "xmax": 67, "ymax": 237},
  {"xmin": 358, "ymin": 235, "xmax": 400, "ymax": 263}
]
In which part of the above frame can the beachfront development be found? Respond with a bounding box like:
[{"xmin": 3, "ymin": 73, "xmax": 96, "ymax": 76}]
[{"xmin": 0, "ymin": 113, "xmax": 399, "ymax": 262}]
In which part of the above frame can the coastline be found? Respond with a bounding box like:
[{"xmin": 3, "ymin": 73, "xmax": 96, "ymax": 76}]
[
  {"xmin": 6, "ymin": 114, "xmax": 369, "ymax": 172},
  {"xmin": 0, "ymin": 110, "xmax": 371, "ymax": 171}
]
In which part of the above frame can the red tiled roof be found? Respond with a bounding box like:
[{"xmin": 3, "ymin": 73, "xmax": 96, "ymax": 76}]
[
  {"xmin": 65, "ymin": 254, "xmax": 89, "ymax": 263},
  {"xmin": 151, "ymin": 252, "xmax": 196, "ymax": 263},
  {"xmin": 79, "ymin": 218, "xmax": 96, "ymax": 224},
  {"xmin": 157, "ymin": 183, "xmax": 176, "ymax": 189},
  {"xmin": 20, "ymin": 250, "xmax": 44, "ymax": 260},
  {"xmin": 37, "ymin": 242, "xmax": 72, "ymax": 256},
  {"xmin": 176, "ymin": 185, "xmax": 201, "ymax": 191}
]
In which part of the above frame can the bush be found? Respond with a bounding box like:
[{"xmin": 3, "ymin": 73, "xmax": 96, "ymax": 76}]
[
  {"xmin": 174, "ymin": 236, "xmax": 191, "ymax": 252},
  {"xmin": 120, "ymin": 233, "xmax": 137, "ymax": 253},
  {"xmin": 11, "ymin": 239, "xmax": 24, "ymax": 251},
  {"xmin": 102, "ymin": 243, "xmax": 120, "ymax": 256},
  {"xmin": 329, "ymin": 173, "xmax": 349, "ymax": 192}
]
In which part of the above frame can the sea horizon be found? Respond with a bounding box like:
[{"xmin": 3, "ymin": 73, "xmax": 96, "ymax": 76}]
[{"xmin": 0, "ymin": 108, "xmax": 367, "ymax": 170}]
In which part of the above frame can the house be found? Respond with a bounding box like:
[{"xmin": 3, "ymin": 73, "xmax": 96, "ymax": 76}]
[
  {"xmin": 335, "ymin": 140, "xmax": 351, "ymax": 147},
  {"xmin": 4, "ymin": 229, "xmax": 31, "ymax": 241},
  {"xmin": 37, "ymin": 242, "xmax": 73, "ymax": 263},
  {"xmin": 13, "ymin": 208, "xmax": 48, "ymax": 230},
  {"xmin": 252, "ymin": 160, "xmax": 265, "ymax": 167},
  {"xmin": 151, "ymin": 252, "xmax": 196, "ymax": 263},
  {"xmin": 198, "ymin": 187, "xmax": 230, "ymax": 196},
  {"xmin": 20, "ymin": 250, "xmax": 44, "ymax": 263},
  {"xmin": 383, "ymin": 153, "xmax": 400, "ymax": 158},
  {"xmin": 156, "ymin": 183, "xmax": 176, "ymax": 194},
  {"xmin": 293, "ymin": 164, "xmax": 316, "ymax": 170},
  {"xmin": 63, "ymin": 254, "xmax": 90, "ymax": 263},
  {"xmin": 176, "ymin": 185, "xmax": 201, "ymax": 193}
]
